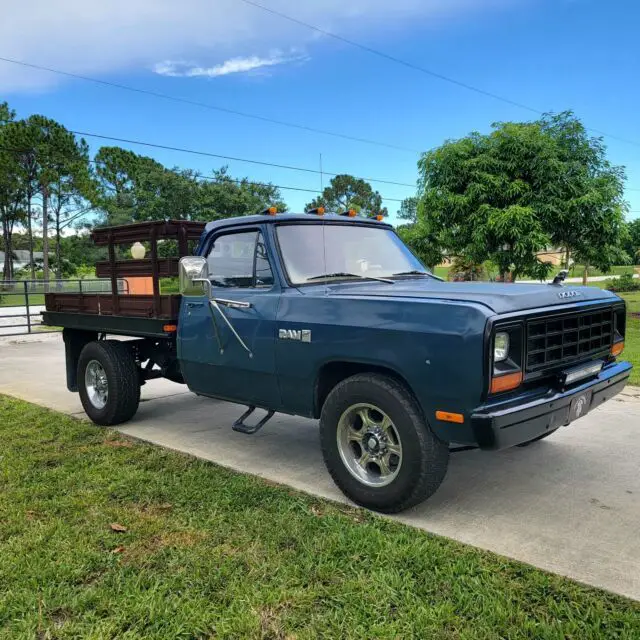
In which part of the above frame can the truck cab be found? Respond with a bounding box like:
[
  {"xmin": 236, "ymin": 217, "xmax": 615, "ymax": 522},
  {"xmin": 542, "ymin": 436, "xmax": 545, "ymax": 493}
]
[{"xmin": 44, "ymin": 211, "xmax": 632, "ymax": 513}]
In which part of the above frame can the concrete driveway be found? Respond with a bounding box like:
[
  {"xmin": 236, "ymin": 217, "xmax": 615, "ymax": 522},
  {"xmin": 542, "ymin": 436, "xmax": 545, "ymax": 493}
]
[{"xmin": 1, "ymin": 336, "xmax": 639, "ymax": 601}]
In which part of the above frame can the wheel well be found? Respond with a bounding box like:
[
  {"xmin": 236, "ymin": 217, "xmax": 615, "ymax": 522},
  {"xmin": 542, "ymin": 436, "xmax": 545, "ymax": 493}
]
[{"xmin": 314, "ymin": 361, "xmax": 415, "ymax": 418}]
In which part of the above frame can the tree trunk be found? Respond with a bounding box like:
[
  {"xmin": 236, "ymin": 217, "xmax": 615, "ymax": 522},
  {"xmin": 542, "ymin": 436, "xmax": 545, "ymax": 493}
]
[
  {"xmin": 42, "ymin": 184, "xmax": 50, "ymax": 289},
  {"xmin": 27, "ymin": 192, "xmax": 35, "ymax": 281},
  {"xmin": 2, "ymin": 216, "xmax": 13, "ymax": 281},
  {"xmin": 582, "ymin": 263, "xmax": 589, "ymax": 286},
  {"xmin": 564, "ymin": 247, "xmax": 571, "ymax": 271},
  {"xmin": 55, "ymin": 210, "xmax": 62, "ymax": 281}
]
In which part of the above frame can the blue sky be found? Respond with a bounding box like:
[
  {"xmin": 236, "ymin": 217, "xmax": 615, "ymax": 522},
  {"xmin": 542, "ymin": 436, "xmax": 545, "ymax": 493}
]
[{"xmin": 2, "ymin": 0, "xmax": 639, "ymax": 224}]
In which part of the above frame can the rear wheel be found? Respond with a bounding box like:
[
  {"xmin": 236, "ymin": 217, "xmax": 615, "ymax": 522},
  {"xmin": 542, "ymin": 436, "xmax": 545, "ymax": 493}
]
[
  {"xmin": 78, "ymin": 340, "xmax": 140, "ymax": 426},
  {"xmin": 320, "ymin": 373, "xmax": 449, "ymax": 513}
]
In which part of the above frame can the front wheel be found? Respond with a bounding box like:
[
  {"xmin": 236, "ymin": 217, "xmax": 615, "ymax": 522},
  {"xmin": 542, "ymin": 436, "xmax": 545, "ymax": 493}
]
[
  {"xmin": 78, "ymin": 340, "xmax": 140, "ymax": 426},
  {"xmin": 320, "ymin": 374, "xmax": 449, "ymax": 513}
]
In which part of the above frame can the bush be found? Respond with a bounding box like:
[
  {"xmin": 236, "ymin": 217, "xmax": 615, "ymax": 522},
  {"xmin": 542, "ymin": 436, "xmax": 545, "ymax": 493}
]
[
  {"xmin": 606, "ymin": 273, "xmax": 640, "ymax": 292},
  {"xmin": 448, "ymin": 256, "xmax": 484, "ymax": 281}
]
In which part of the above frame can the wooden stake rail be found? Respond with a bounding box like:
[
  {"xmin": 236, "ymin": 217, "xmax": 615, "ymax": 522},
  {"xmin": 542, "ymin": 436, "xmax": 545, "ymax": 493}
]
[{"xmin": 45, "ymin": 220, "xmax": 206, "ymax": 321}]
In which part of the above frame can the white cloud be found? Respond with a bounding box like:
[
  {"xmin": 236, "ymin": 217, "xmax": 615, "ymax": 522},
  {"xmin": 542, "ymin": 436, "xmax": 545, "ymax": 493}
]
[
  {"xmin": 0, "ymin": 1, "xmax": 515, "ymax": 92},
  {"xmin": 153, "ymin": 51, "xmax": 307, "ymax": 78}
]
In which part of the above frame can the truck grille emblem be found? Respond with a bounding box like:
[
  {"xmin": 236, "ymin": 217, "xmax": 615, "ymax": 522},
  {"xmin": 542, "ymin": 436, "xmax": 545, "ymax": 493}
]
[{"xmin": 279, "ymin": 328, "xmax": 311, "ymax": 342}]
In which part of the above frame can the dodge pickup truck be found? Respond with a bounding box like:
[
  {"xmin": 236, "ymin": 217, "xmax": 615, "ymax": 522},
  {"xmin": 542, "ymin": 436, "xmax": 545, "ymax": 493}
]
[{"xmin": 42, "ymin": 210, "xmax": 632, "ymax": 513}]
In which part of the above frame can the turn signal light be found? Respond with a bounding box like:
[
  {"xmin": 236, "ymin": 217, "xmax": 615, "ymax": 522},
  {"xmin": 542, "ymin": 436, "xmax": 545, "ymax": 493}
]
[
  {"xmin": 435, "ymin": 410, "xmax": 464, "ymax": 424},
  {"xmin": 490, "ymin": 371, "xmax": 523, "ymax": 394},
  {"xmin": 611, "ymin": 341, "xmax": 624, "ymax": 357},
  {"xmin": 163, "ymin": 324, "xmax": 178, "ymax": 333}
]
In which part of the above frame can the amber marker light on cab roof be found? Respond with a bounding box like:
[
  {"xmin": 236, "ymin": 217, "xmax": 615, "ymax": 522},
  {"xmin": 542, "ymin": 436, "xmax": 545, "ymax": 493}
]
[
  {"xmin": 376, "ymin": 214, "xmax": 384, "ymax": 221},
  {"xmin": 611, "ymin": 341, "xmax": 625, "ymax": 357},
  {"xmin": 340, "ymin": 209, "xmax": 357, "ymax": 217},
  {"xmin": 435, "ymin": 410, "xmax": 464, "ymax": 424},
  {"xmin": 490, "ymin": 371, "xmax": 523, "ymax": 394}
]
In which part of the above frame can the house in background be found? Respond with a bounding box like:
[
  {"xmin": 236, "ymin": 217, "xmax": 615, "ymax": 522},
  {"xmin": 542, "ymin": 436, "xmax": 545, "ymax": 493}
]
[{"xmin": 0, "ymin": 250, "xmax": 45, "ymax": 276}]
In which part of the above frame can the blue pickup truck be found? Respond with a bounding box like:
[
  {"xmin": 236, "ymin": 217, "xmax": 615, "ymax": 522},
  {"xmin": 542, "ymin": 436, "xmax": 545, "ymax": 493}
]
[{"xmin": 43, "ymin": 210, "xmax": 632, "ymax": 513}]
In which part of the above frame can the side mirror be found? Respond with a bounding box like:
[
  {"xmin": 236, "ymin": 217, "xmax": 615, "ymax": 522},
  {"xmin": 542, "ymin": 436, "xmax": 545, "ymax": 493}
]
[{"xmin": 179, "ymin": 256, "xmax": 208, "ymax": 296}]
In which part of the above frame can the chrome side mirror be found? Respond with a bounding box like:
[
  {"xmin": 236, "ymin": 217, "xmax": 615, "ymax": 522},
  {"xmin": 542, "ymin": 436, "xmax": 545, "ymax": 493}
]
[{"xmin": 179, "ymin": 256, "xmax": 208, "ymax": 296}]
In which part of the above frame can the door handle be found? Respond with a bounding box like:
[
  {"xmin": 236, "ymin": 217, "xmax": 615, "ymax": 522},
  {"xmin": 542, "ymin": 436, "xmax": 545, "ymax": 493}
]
[
  {"xmin": 213, "ymin": 297, "xmax": 252, "ymax": 310},
  {"xmin": 186, "ymin": 301, "xmax": 204, "ymax": 308}
]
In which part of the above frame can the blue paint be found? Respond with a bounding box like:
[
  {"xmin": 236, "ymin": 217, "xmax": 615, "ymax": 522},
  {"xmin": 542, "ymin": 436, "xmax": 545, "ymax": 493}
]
[{"xmin": 178, "ymin": 214, "xmax": 629, "ymax": 445}]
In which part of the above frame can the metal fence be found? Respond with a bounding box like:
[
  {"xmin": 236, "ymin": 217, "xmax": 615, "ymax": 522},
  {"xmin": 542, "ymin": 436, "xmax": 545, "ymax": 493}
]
[{"xmin": 0, "ymin": 279, "xmax": 128, "ymax": 338}]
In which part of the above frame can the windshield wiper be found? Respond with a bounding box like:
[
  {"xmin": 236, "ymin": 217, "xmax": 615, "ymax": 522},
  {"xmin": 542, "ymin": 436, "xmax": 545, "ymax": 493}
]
[
  {"xmin": 392, "ymin": 270, "xmax": 443, "ymax": 281},
  {"xmin": 306, "ymin": 272, "xmax": 395, "ymax": 284}
]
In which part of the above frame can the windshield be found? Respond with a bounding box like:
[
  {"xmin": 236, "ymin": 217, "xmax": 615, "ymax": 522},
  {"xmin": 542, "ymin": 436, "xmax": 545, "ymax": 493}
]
[{"xmin": 276, "ymin": 223, "xmax": 429, "ymax": 285}]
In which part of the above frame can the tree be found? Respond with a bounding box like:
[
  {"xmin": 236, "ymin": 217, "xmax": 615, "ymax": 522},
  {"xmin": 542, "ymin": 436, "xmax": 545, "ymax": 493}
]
[
  {"xmin": 624, "ymin": 219, "xmax": 640, "ymax": 264},
  {"xmin": 3, "ymin": 115, "xmax": 92, "ymax": 282},
  {"xmin": 197, "ymin": 167, "xmax": 286, "ymax": 221},
  {"xmin": 537, "ymin": 112, "xmax": 628, "ymax": 280},
  {"xmin": 0, "ymin": 102, "xmax": 24, "ymax": 281},
  {"xmin": 395, "ymin": 197, "xmax": 442, "ymax": 269},
  {"xmin": 397, "ymin": 196, "xmax": 418, "ymax": 223},
  {"xmin": 305, "ymin": 174, "xmax": 387, "ymax": 217},
  {"xmin": 415, "ymin": 112, "xmax": 628, "ymax": 281}
]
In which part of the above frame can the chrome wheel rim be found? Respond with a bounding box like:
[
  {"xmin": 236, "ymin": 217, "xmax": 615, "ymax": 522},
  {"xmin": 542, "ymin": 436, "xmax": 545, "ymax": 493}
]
[
  {"xmin": 85, "ymin": 360, "xmax": 108, "ymax": 410},
  {"xmin": 336, "ymin": 403, "xmax": 403, "ymax": 487}
]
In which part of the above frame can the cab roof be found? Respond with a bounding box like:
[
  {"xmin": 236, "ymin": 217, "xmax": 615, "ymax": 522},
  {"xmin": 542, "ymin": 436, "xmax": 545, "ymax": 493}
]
[{"xmin": 203, "ymin": 212, "xmax": 393, "ymax": 234}]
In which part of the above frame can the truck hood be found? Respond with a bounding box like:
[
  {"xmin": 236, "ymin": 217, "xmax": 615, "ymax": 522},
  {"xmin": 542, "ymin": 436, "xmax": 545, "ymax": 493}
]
[{"xmin": 322, "ymin": 279, "xmax": 619, "ymax": 314}]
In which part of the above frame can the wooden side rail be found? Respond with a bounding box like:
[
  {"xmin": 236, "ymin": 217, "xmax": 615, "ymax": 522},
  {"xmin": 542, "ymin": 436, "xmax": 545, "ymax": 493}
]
[
  {"xmin": 95, "ymin": 257, "xmax": 180, "ymax": 279},
  {"xmin": 44, "ymin": 293, "xmax": 181, "ymax": 319}
]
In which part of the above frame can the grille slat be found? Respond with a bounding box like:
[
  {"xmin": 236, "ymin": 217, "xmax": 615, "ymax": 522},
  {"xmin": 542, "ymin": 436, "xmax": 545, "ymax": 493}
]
[{"xmin": 526, "ymin": 308, "xmax": 613, "ymax": 372}]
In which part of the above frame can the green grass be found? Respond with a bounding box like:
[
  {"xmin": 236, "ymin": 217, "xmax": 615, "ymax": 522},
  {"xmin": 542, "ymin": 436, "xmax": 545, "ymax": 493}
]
[
  {"xmin": 616, "ymin": 291, "xmax": 640, "ymax": 386},
  {"xmin": 0, "ymin": 397, "xmax": 638, "ymax": 639}
]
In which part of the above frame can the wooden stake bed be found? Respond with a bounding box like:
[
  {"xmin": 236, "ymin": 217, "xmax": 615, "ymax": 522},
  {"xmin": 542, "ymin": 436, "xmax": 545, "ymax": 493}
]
[{"xmin": 43, "ymin": 220, "xmax": 206, "ymax": 334}]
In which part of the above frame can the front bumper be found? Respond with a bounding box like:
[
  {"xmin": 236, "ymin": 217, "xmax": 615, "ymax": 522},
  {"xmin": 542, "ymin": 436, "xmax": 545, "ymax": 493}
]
[{"xmin": 471, "ymin": 360, "xmax": 632, "ymax": 450}]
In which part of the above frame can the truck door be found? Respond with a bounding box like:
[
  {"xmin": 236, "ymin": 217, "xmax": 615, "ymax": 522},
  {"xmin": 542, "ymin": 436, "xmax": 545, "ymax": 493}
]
[{"xmin": 178, "ymin": 228, "xmax": 281, "ymax": 408}]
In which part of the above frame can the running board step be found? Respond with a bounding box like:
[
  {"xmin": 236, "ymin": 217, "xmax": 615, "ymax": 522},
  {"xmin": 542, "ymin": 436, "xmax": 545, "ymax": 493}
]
[{"xmin": 232, "ymin": 406, "xmax": 275, "ymax": 434}]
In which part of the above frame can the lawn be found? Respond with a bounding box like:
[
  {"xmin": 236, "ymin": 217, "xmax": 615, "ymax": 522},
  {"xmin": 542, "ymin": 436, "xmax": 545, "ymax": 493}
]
[
  {"xmin": 616, "ymin": 291, "xmax": 640, "ymax": 386},
  {"xmin": 0, "ymin": 397, "xmax": 638, "ymax": 639}
]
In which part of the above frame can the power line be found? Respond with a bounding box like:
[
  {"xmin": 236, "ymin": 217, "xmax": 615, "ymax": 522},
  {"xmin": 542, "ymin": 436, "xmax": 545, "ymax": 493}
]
[
  {"xmin": 0, "ymin": 56, "xmax": 419, "ymax": 153},
  {"xmin": 66, "ymin": 130, "xmax": 416, "ymax": 189},
  {"xmin": 235, "ymin": 0, "xmax": 640, "ymax": 149},
  {"xmin": 0, "ymin": 144, "xmax": 405, "ymax": 203}
]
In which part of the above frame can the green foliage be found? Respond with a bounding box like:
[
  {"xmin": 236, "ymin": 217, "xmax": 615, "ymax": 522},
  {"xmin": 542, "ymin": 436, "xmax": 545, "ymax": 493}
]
[
  {"xmin": 448, "ymin": 256, "xmax": 484, "ymax": 281},
  {"xmin": 606, "ymin": 273, "xmax": 640, "ymax": 293},
  {"xmin": 396, "ymin": 221, "xmax": 442, "ymax": 269},
  {"xmin": 623, "ymin": 219, "xmax": 640, "ymax": 264},
  {"xmin": 306, "ymin": 174, "xmax": 387, "ymax": 217},
  {"xmin": 91, "ymin": 148, "xmax": 286, "ymax": 226},
  {"xmin": 415, "ymin": 112, "xmax": 628, "ymax": 281}
]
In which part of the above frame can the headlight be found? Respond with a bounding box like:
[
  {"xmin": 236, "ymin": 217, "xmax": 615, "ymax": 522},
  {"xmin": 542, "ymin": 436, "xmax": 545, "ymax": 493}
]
[{"xmin": 494, "ymin": 332, "xmax": 510, "ymax": 362}]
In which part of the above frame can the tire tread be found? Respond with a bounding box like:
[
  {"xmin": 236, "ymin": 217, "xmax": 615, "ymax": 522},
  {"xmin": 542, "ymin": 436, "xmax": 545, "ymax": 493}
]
[{"xmin": 320, "ymin": 373, "xmax": 449, "ymax": 513}]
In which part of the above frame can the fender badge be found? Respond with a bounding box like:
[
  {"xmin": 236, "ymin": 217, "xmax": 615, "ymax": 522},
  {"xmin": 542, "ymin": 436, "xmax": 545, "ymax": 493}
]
[{"xmin": 558, "ymin": 290, "xmax": 581, "ymax": 299}]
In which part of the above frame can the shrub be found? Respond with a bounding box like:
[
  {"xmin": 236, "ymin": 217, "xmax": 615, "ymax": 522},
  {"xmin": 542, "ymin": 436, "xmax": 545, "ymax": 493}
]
[
  {"xmin": 606, "ymin": 273, "xmax": 640, "ymax": 292},
  {"xmin": 448, "ymin": 256, "xmax": 484, "ymax": 281}
]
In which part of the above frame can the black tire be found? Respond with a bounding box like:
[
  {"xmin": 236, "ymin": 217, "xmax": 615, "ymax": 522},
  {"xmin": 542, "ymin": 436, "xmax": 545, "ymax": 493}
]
[
  {"xmin": 77, "ymin": 340, "xmax": 140, "ymax": 426},
  {"xmin": 516, "ymin": 428, "xmax": 559, "ymax": 447},
  {"xmin": 320, "ymin": 373, "xmax": 449, "ymax": 513}
]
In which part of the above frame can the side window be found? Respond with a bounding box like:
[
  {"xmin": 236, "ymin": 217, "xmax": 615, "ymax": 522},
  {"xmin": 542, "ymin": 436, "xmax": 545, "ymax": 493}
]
[{"xmin": 206, "ymin": 230, "xmax": 274, "ymax": 289}]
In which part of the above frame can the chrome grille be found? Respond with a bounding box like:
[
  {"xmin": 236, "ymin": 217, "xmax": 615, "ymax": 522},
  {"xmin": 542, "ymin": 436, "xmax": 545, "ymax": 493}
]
[{"xmin": 526, "ymin": 307, "xmax": 613, "ymax": 372}]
